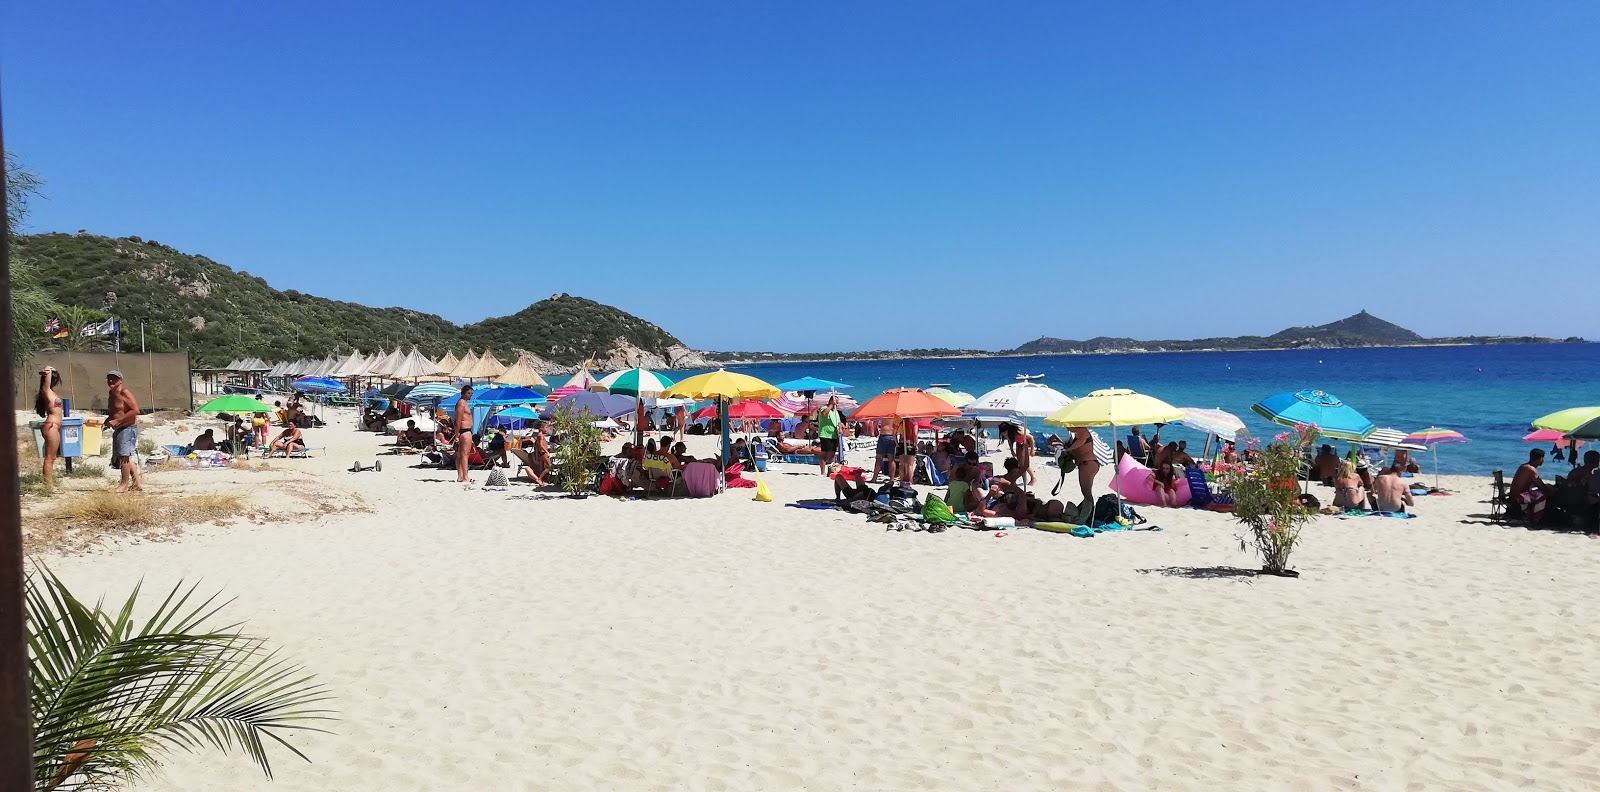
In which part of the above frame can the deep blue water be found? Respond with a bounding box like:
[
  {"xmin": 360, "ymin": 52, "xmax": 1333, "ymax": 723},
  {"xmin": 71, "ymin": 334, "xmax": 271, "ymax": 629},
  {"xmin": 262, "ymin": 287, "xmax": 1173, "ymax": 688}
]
[{"xmin": 689, "ymin": 343, "xmax": 1600, "ymax": 475}]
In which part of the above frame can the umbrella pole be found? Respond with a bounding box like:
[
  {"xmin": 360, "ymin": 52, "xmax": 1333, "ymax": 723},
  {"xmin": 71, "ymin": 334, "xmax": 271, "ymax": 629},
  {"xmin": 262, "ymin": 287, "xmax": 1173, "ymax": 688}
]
[
  {"xmin": 719, "ymin": 397, "xmax": 731, "ymax": 468},
  {"xmin": 1111, "ymin": 422, "xmax": 1121, "ymax": 512},
  {"xmin": 1433, "ymin": 446, "xmax": 1440, "ymax": 491}
]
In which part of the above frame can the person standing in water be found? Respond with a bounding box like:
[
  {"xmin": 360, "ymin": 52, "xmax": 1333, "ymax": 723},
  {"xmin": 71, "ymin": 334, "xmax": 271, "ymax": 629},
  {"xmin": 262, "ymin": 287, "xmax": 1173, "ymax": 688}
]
[
  {"xmin": 36, "ymin": 366, "xmax": 64, "ymax": 487},
  {"xmin": 106, "ymin": 370, "xmax": 143, "ymax": 493},
  {"xmin": 455, "ymin": 384, "xmax": 475, "ymax": 484}
]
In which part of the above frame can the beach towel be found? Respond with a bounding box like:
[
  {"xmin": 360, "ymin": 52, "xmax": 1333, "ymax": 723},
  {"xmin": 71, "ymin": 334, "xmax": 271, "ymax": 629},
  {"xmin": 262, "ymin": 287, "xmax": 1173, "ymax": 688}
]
[
  {"xmin": 682, "ymin": 462, "xmax": 722, "ymax": 497},
  {"xmin": 786, "ymin": 502, "xmax": 836, "ymax": 510},
  {"xmin": 945, "ymin": 479, "xmax": 970, "ymax": 513}
]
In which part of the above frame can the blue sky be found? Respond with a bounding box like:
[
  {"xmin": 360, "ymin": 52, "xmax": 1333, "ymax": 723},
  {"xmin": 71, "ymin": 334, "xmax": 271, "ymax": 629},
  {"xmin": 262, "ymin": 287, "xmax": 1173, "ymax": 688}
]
[{"xmin": 3, "ymin": 2, "xmax": 1597, "ymax": 351}]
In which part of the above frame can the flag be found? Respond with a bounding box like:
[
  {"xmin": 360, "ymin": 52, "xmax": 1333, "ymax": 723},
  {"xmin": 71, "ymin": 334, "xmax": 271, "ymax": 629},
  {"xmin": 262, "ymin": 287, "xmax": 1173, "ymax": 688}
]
[
  {"xmin": 44, "ymin": 318, "xmax": 69, "ymax": 338},
  {"xmin": 79, "ymin": 318, "xmax": 121, "ymax": 337}
]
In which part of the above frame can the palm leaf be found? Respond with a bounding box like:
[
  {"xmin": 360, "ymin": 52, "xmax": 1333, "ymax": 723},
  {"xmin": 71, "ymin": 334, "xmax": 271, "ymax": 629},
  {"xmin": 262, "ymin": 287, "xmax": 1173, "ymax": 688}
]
[{"xmin": 27, "ymin": 568, "xmax": 334, "ymax": 790}]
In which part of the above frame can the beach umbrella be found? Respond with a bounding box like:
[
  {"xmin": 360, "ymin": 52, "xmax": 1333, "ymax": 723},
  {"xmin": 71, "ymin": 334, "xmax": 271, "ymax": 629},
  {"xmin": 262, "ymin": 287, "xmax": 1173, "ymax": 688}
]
[
  {"xmin": 1177, "ymin": 407, "xmax": 1250, "ymax": 459},
  {"xmin": 495, "ymin": 359, "xmax": 549, "ymax": 388},
  {"xmin": 1402, "ymin": 427, "xmax": 1469, "ymax": 489},
  {"xmin": 1046, "ymin": 389, "xmax": 1184, "ymax": 507},
  {"xmin": 467, "ymin": 386, "xmax": 547, "ymax": 406},
  {"xmin": 377, "ymin": 381, "xmax": 414, "ymax": 398},
  {"xmin": 405, "ymin": 382, "xmax": 460, "ymax": 406},
  {"xmin": 434, "ymin": 350, "xmax": 460, "ymax": 372},
  {"xmin": 1251, "ymin": 389, "xmax": 1374, "ymax": 441},
  {"xmin": 664, "ymin": 370, "xmax": 782, "ymax": 464},
  {"xmin": 600, "ymin": 368, "xmax": 676, "ymax": 397},
  {"xmin": 774, "ymin": 390, "xmax": 856, "ymax": 415},
  {"xmin": 332, "ymin": 350, "xmax": 368, "ymax": 378},
  {"xmin": 848, "ymin": 389, "xmax": 962, "ymax": 487},
  {"xmin": 450, "ymin": 350, "xmax": 480, "ymax": 378},
  {"xmin": 195, "ymin": 394, "xmax": 275, "ymax": 414},
  {"xmin": 495, "ymin": 406, "xmax": 543, "ymax": 421},
  {"xmin": 727, "ymin": 400, "xmax": 784, "ymax": 420},
  {"xmin": 292, "ymin": 376, "xmax": 346, "ymax": 394},
  {"xmin": 774, "ymin": 376, "xmax": 852, "ymax": 392},
  {"xmin": 1530, "ymin": 406, "xmax": 1600, "ymax": 434},
  {"xmin": 927, "ymin": 385, "xmax": 975, "ymax": 408},
  {"xmin": 964, "ymin": 377, "xmax": 1072, "ymax": 419},
  {"xmin": 690, "ymin": 404, "xmax": 719, "ymax": 421},
  {"xmin": 541, "ymin": 390, "xmax": 638, "ymax": 420},
  {"xmin": 462, "ymin": 349, "xmax": 507, "ymax": 380},
  {"xmin": 389, "ymin": 347, "xmax": 449, "ymax": 380},
  {"xmin": 1567, "ymin": 415, "xmax": 1600, "ymax": 442},
  {"xmin": 563, "ymin": 366, "xmax": 599, "ymax": 391}
]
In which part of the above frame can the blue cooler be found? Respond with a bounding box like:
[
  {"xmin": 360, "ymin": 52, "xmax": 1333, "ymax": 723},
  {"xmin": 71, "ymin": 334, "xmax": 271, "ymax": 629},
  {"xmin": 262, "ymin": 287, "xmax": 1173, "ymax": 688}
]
[{"xmin": 30, "ymin": 417, "xmax": 85, "ymax": 458}]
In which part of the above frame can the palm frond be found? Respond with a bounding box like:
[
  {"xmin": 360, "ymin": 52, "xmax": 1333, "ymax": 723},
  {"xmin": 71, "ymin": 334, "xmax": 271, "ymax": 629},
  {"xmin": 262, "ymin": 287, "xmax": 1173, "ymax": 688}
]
[{"xmin": 27, "ymin": 567, "xmax": 334, "ymax": 790}]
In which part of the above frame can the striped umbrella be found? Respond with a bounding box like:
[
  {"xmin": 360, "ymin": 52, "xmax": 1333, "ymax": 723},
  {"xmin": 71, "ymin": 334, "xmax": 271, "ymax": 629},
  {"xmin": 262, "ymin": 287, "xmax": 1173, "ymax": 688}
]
[
  {"xmin": 1402, "ymin": 427, "xmax": 1469, "ymax": 490},
  {"xmin": 405, "ymin": 382, "xmax": 460, "ymax": 405},
  {"xmin": 598, "ymin": 368, "xmax": 675, "ymax": 397}
]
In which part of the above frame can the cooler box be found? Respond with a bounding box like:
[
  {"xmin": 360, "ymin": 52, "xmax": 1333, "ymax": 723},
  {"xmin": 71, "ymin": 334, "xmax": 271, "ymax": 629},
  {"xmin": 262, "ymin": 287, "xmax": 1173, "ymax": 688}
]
[{"xmin": 29, "ymin": 417, "xmax": 85, "ymax": 458}]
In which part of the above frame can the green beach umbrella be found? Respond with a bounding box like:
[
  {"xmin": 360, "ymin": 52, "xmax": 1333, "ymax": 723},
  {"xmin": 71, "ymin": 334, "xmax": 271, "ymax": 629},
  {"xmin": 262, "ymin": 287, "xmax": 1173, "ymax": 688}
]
[
  {"xmin": 1530, "ymin": 406, "xmax": 1600, "ymax": 434},
  {"xmin": 597, "ymin": 367, "xmax": 675, "ymax": 397},
  {"xmin": 196, "ymin": 395, "xmax": 275, "ymax": 414}
]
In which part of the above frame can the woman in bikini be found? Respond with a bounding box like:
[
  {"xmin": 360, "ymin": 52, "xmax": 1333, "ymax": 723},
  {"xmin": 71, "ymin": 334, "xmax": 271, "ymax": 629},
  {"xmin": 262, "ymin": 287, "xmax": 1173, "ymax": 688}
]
[
  {"xmin": 1063, "ymin": 426, "xmax": 1099, "ymax": 508},
  {"xmin": 1332, "ymin": 460, "xmax": 1368, "ymax": 511},
  {"xmin": 36, "ymin": 367, "xmax": 64, "ymax": 486},
  {"xmin": 1151, "ymin": 459, "xmax": 1180, "ymax": 507}
]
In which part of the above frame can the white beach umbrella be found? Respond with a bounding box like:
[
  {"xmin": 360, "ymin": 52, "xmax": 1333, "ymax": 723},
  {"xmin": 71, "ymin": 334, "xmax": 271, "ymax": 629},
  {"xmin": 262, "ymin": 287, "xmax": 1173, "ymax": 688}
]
[
  {"xmin": 333, "ymin": 350, "xmax": 368, "ymax": 378},
  {"xmin": 389, "ymin": 347, "xmax": 448, "ymax": 380},
  {"xmin": 964, "ymin": 377, "xmax": 1073, "ymax": 419}
]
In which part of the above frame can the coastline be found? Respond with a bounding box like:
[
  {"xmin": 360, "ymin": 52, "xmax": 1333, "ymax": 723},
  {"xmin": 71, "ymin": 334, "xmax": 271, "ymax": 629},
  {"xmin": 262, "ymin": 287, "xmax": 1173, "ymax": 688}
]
[{"xmin": 703, "ymin": 338, "xmax": 1588, "ymax": 368}]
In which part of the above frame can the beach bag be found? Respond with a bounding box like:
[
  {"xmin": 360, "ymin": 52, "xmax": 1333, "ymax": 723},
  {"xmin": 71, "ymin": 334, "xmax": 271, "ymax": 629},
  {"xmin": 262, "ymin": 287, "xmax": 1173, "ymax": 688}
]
[
  {"xmin": 754, "ymin": 478, "xmax": 772, "ymax": 502},
  {"xmin": 923, "ymin": 495, "xmax": 956, "ymax": 524},
  {"xmin": 1093, "ymin": 494, "xmax": 1122, "ymax": 525},
  {"xmin": 1051, "ymin": 449, "xmax": 1078, "ymax": 496},
  {"xmin": 599, "ymin": 473, "xmax": 626, "ymax": 496},
  {"xmin": 484, "ymin": 468, "xmax": 509, "ymax": 489}
]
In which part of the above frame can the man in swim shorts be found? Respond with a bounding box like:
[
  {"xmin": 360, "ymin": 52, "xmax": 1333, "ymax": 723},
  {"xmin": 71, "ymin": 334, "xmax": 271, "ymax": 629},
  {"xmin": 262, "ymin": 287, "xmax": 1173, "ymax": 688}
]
[{"xmin": 106, "ymin": 370, "xmax": 143, "ymax": 493}]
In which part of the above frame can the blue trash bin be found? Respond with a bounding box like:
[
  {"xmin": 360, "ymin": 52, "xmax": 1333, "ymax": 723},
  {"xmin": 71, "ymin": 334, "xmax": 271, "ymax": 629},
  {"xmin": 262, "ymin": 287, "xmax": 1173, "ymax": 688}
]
[{"xmin": 30, "ymin": 417, "xmax": 84, "ymax": 458}]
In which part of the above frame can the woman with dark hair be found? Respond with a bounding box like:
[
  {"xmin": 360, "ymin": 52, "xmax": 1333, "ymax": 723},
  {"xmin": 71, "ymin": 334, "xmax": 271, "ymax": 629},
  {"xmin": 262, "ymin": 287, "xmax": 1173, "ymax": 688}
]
[
  {"xmin": 36, "ymin": 366, "xmax": 64, "ymax": 486},
  {"xmin": 1151, "ymin": 459, "xmax": 1180, "ymax": 507}
]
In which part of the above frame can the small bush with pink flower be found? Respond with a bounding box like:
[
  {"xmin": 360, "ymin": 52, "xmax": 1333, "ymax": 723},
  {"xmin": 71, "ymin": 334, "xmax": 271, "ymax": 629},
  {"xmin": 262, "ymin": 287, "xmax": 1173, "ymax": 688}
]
[{"xmin": 1216, "ymin": 423, "xmax": 1320, "ymax": 576}]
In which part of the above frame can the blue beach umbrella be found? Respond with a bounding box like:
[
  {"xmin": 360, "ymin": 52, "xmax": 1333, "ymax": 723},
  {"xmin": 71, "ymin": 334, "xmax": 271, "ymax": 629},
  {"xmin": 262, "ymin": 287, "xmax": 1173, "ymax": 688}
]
[
  {"xmin": 1251, "ymin": 389, "xmax": 1375, "ymax": 441},
  {"xmin": 540, "ymin": 390, "xmax": 638, "ymax": 420},
  {"xmin": 291, "ymin": 376, "xmax": 346, "ymax": 393},
  {"xmin": 774, "ymin": 376, "xmax": 853, "ymax": 393},
  {"xmin": 467, "ymin": 386, "xmax": 547, "ymax": 406}
]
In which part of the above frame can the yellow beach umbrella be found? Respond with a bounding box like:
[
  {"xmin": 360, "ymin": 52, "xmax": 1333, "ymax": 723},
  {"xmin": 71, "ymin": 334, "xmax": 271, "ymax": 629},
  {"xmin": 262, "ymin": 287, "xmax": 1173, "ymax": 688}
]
[
  {"xmin": 664, "ymin": 370, "xmax": 781, "ymax": 463},
  {"xmin": 1044, "ymin": 388, "xmax": 1184, "ymax": 428},
  {"xmin": 1045, "ymin": 388, "xmax": 1184, "ymax": 508},
  {"xmin": 662, "ymin": 369, "xmax": 781, "ymax": 401},
  {"xmin": 1530, "ymin": 406, "xmax": 1600, "ymax": 433}
]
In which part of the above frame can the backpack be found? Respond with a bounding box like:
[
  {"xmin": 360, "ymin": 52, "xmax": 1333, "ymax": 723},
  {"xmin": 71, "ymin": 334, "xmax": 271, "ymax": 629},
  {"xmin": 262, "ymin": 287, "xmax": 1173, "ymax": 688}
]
[{"xmin": 1093, "ymin": 494, "xmax": 1122, "ymax": 525}]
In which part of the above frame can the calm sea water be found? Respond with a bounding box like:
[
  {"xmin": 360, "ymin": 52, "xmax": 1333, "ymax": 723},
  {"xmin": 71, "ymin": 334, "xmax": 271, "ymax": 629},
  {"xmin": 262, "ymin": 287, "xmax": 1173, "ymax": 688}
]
[{"xmin": 692, "ymin": 343, "xmax": 1600, "ymax": 475}]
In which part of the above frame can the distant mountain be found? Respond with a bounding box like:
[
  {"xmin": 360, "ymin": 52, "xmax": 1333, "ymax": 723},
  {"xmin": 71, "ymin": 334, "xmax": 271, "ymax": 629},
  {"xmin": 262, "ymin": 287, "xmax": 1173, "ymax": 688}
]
[
  {"xmin": 1011, "ymin": 311, "xmax": 1572, "ymax": 355},
  {"xmin": 14, "ymin": 232, "xmax": 698, "ymax": 369}
]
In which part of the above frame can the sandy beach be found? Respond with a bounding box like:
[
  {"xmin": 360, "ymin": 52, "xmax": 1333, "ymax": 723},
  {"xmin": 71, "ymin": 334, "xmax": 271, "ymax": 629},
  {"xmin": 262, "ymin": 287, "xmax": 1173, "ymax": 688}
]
[{"xmin": 23, "ymin": 408, "xmax": 1600, "ymax": 791}]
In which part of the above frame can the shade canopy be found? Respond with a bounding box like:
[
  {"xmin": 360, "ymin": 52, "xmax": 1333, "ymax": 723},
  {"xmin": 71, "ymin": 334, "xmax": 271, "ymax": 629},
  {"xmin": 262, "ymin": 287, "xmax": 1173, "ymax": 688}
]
[
  {"xmin": 1251, "ymin": 389, "xmax": 1373, "ymax": 441},
  {"xmin": 462, "ymin": 349, "xmax": 507, "ymax": 379},
  {"xmin": 773, "ymin": 376, "xmax": 853, "ymax": 393},
  {"xmin": 1044, "ymin": 388, "xmax": 1184, "ymax": 428},
  {"xmin": 1403, "ymin": 427, "xmax": 1469, "ymax": 446},
  {"xmin": 774, "ymin": 390, "xmax": 856, "ymax": 415},
  {"xmin": 1530, "ymin": 406, "xmax": 1600, "ymax": 433},
  {"xmin": 563, "ymin": 367, "xmax": 599, "ymax": 390},
  {"xmin": 450, "ymin": 351, "xmax": 480, "ymax": 378},
  {"xmin": 598, "ymin": 368, "xmax": 675, "ymax": 397},
  {"xmin": 389, "ymin": 347, "xmax": 448, "ymax": 380},
  {"xmin": 332, "ymin": 351, "xmax": 369, "ymax": 378},
  {"xmin": 662, "ymin": 370, "xmax": 781, "ymax": 401},
  {"xmin": 1176, "ymin": 407, "xmax": 1248, "ymax": 439},
  {"xmin": 376, "ymin": 381, "xmax": 414, "ymax": 398},
  {"xmin": 849, "ymin": 388, "xmax": 964, "ymax": 421},
  {"xmin": 292, "ymin": 376, "xmax": 346, "ymax": 394},
  {"xmin": 541, "ymin": 390, "xmax": 638, "ymax": 419},
  {"xmin": 495, "ymin": 359, "xmax": 549, "ymax": 388},
  {"xmin": 964, "ymin": 380, "xmax": 1073, "ymax": 419},
  {"xmin": 434, "ymin": 350, "xmax": 460, "ymax": 371},
  {"xmin": 195, "ymin": 395, "xmax": 275, "ymax": 414}
]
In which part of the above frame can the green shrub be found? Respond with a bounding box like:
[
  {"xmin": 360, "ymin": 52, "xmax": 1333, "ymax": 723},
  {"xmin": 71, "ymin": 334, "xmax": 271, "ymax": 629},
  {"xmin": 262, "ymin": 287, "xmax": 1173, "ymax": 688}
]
[{"xmin": 549, "ymin": 407, "xmax": 606, "ymax": 495}]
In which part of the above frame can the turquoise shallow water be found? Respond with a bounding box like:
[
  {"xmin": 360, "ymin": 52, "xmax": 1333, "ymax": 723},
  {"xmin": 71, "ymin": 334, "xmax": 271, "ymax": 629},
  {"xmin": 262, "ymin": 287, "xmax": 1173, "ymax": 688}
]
[{"xmin": 692, "ymin": 343, "xmax": 1600, "ymax": 475}]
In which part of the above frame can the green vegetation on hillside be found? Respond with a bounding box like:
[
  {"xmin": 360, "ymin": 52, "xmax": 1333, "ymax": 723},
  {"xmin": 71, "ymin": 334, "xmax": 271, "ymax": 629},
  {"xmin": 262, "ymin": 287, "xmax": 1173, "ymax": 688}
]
[
  {"xmin": 465, "ymin": 295, "xmax": 682, "ymax": 363},
  {"xmin": 14, "ymin": 232, "xmax": 685, "ymax": 368}
]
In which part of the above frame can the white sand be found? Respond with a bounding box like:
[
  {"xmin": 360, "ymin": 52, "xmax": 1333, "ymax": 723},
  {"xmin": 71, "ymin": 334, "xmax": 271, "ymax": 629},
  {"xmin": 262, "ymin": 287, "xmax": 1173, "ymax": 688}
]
[{"xmin": 32, "ymin": 409, "xmax": 1600, "ymax": 790}]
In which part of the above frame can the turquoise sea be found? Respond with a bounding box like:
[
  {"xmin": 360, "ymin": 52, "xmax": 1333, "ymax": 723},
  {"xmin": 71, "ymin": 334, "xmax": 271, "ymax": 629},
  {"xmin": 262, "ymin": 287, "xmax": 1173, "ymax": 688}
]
[{"xmin": 698, "ymin": 343, "xmax": 1600, "ymax": 475}]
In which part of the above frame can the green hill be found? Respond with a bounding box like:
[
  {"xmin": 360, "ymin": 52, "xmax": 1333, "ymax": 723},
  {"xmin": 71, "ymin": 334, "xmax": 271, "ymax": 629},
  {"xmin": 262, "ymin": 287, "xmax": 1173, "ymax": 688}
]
[{"xmin": 14, "ymin": 232, "xmax": 683, "ymax": 368}]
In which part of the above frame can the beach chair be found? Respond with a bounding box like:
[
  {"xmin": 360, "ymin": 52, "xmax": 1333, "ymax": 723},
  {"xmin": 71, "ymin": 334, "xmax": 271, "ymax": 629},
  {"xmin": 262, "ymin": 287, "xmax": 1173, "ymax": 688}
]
[
  {"xmin": 1186, "ymin": 468, "xmax": 1234, "ymax": 511},
  {"xmin": 915, "ymin": 455, "xmax": 948, "ymax": 486},
  {"xmin": 640, "ymin": 456, "xmax": 684, "ymax": 496},
  {"xmin": 1489, "ymin": 470, "xmax": 1511, "ymax": 519}
]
